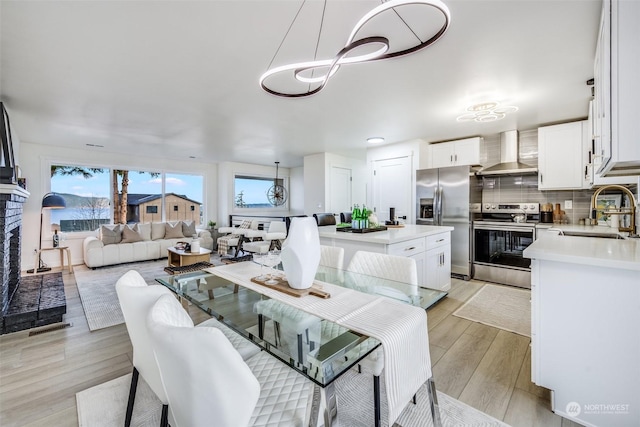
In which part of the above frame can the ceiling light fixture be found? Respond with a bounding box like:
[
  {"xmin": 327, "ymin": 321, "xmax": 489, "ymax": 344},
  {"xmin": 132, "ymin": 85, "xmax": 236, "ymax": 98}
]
[
  {"xmin": 260, "ymin": 0, "xmax": 451, "ymax": 98},
  {"xmin": 367, "ymin": 137, "xmax": 385, "ymax": 144},
  {"xmin": 456, "ymin": 102, "xmax": 518, "ymax": 123}
]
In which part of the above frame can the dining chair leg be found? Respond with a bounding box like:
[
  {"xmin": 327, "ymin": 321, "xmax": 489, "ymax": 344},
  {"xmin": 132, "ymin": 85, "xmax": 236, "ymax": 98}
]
[
  {"xmin": 297, "ymin": 333, "xmax": 303, "ymax": 363},
  {"xmin": 258, "ymin": 314, "xmax": 264, "ymax": 339},
  {"xmin": 427, "ymin": 376, "xmax": 442, "ymax": 427},
  {"xmin": 125, "ymin": 367, "xmax": 139, "ymax": 427},
  {"xmin": 160, "ymin": 404, "xmax": 169, "ymax": 427},
  {"xmin": 373, "ymin": 375, "xmax": 381, "ymax": 427},
  {"xmin": 413, "ymin": 393, "xmax": 417, "ymax": 404}
]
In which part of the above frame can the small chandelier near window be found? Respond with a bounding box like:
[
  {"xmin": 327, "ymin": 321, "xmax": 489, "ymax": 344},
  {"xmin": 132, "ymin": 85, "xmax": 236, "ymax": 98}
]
[
  {"xmin": 267, "ymin": 162, "xmax": 288, "ymax": 206},
  {"xmin": 260, "ymin": 0, "xmax": 451, "ymax": 98}
]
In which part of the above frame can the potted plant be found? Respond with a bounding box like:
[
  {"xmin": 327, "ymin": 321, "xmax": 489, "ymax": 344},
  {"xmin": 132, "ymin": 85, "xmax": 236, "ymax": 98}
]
[{"xmin": 207, "ymin": 220, "xmax": 217, "ymax": 230}]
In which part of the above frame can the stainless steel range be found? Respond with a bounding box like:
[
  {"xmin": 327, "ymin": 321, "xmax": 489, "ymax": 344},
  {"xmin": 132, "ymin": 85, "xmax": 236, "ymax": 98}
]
[{"xmin": 472, "ymin": 202, "xmax": 539, "ymax": 289}]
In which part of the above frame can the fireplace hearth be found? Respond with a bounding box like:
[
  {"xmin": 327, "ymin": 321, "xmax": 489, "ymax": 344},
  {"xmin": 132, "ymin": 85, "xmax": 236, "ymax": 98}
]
[{"xmin": 1, "ymin": 184, "xmax": 67, "ymax": 334}]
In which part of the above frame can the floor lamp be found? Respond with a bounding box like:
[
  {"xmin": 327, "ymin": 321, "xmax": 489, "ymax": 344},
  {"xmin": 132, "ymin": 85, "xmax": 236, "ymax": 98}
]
[{"xmin": 27, "ymin": 192, "xmax": 66, "ymax": 273}]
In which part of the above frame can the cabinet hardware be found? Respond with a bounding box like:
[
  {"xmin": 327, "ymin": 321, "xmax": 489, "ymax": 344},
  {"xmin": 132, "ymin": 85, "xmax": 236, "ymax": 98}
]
[
  {"xmin": 450, "ymin": 155, "xmax": 453, "ymax": 162},
  {"xmin": 540, "ymin": 174, "xmax": 543, "ymax": 184},
  {"xmin": 455, "ymin": 154, "xmax": 458, "ymax": 162},
  {"xmin": 436, "ymin": 238, "xmax": 444, "ymax": 243},
  {"xmin": 404, "ymin": 246, "xmax": 416, "ymax": 251}
]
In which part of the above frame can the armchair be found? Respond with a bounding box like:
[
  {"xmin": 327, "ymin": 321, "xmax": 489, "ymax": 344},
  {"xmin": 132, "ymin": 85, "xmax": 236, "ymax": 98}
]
[
  {"xmin": 243, "ymin": 220, "xmax": 287, "ymax": 254},
  {"xmin": 216, "ymin": 220, "xmax": 258, "ymax": 257}
]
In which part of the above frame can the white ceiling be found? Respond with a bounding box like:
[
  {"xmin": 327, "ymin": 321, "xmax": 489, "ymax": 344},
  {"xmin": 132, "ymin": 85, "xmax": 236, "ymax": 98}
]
[{"xmin": 1, "ymin": 0, "xmax": 602, "ymax": 168}]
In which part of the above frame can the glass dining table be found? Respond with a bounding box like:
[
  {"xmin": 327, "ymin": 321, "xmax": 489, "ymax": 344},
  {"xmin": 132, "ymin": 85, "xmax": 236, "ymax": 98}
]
[{"xmin": 155, "ymin": 263, "xmax": 447, "ymax": 426}]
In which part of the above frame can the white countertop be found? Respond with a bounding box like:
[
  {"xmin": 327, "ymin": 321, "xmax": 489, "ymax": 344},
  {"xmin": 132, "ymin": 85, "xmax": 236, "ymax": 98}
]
[
  {"xmin": 524, "ymin": 233, "xmax": 640, "ymax": 271},
  {"xmin": 318, "ymin": 224, "xmax": 453, "ymax": 245}
]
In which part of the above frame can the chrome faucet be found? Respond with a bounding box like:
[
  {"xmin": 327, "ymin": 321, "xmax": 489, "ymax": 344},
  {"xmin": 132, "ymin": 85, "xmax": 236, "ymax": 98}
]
[{"xmin": 591, "ymin": 185, "xmax": 637, "ymax": 236}]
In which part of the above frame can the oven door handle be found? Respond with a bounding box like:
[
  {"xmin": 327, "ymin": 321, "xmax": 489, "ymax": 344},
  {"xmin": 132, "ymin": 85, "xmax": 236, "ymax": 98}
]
[{"xmin": 473, "ymin": 224, "xmax": 535, "ymax": 233}]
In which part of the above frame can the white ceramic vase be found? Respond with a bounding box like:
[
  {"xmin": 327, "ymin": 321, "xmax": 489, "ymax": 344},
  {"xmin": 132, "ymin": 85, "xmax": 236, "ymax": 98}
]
[{"xmin": 281, "ymin": 217, "xmax": 320, "ymax": 290}]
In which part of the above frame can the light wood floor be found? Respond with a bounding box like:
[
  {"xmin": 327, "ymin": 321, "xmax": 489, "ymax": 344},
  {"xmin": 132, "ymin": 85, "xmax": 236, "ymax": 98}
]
[{"xmin": 0, "ymin": 271, "xmax": 583, "ymax": 427}]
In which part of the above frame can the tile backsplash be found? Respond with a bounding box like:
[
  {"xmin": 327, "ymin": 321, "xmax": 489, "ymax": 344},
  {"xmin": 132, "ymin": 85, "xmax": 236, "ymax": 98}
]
[{"xmin": 481, "ymin": 175, "xmax": 635, "ymax": 224}]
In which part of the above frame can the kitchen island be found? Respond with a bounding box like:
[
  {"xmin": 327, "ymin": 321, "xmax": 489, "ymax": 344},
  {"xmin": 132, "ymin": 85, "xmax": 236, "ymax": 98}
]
[
  {"xmin": 523, "ymin": 233, "xmax": 640, "ymax": 427},
  {"xmin": 319, "ymin": 224, "xmax": 454, "ymax": 291}
]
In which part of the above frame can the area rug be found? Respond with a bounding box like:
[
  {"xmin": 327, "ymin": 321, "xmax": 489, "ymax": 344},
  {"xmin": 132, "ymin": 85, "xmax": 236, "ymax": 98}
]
[
  {"xmin": 77, "ymin": 369, "xmax": 509, "ymax": 427},
  {"xmin": 453, "ymin": 283, "xmax": 531, "ymax": 337},
  {"xmin": 75, "ymin": 256, "xmax": 224, "ymax": 332}
]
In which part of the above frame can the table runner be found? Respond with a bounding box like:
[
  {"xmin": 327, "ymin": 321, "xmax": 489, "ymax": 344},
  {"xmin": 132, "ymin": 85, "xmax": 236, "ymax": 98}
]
[{"xmin": 206, "ymin": 262, "xmax": 432, "ymax": 425}]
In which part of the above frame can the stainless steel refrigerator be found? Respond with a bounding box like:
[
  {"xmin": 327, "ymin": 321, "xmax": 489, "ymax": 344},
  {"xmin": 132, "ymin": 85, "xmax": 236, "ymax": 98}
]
[{"xmin": 416, "ymin": 165, "xmax": 482, "ymax": 280}]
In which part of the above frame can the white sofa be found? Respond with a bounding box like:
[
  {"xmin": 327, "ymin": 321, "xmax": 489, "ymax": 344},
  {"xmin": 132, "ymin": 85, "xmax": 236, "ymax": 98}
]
[{"xmin": 83, "ymin": 221, "xmax": 213, "ymax": 268}]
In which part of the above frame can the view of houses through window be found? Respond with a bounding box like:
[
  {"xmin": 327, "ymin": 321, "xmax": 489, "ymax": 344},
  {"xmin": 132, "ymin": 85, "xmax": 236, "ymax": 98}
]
[{"xmin": 50, "ymin": 165, "xmax": 204, "ymax": 232}]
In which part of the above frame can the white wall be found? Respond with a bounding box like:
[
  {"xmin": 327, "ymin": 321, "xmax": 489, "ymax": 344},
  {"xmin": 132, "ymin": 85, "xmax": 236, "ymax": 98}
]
[
  {"xmin": 289, "ymin": 166, "xmax": 304, "ymax": 215},
  {"xmin": 303, "ymin": 153, "xmax": 326, "ymax": 214},
  {"xmin": 303, "ymin": 152, "xmax": 367, "ymax": 216},
  {"xmin": 19, "ymin": 142, "xmax": 217, "ymax": 270},
  {"xmin": 366, "ymin": 139, "xmax": 423, "ymax": 223}
]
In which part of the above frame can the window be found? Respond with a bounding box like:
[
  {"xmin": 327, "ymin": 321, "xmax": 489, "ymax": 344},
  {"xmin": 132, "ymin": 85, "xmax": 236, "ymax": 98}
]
[
  {"xmin": 50, "ymin": 165, "xmax": 204, "ymax": 231},
  {"xmin": 164, "ymin": 173, "xmax": 204, "ymax": 225},
  {"xmin": 50, "ymin": 166, "xmax": 111, "ymax": 232},
  {"xmin": 234, "ymin": 175, "xmax": 287, "ymax": 209}
]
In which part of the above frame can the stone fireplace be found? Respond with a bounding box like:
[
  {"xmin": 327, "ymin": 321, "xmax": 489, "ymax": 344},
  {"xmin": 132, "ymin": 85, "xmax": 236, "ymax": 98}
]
[{"xmin": 1, "ymin": 185, "xmax": 66, "ymax": 334}]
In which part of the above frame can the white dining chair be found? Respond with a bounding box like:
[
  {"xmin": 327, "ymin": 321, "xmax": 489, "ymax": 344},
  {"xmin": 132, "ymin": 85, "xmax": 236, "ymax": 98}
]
[
  {"xmin": 147, "ymin": 293, "xmax": 317, "ymax": 427},
  {"xmin": 253, "ymin": 244, "xmax": 342, "ymax": 363},
  {"xmin": 115, "ymin": 270, "xmax": 259, "ymax": 427},
  {"xmin": 319, "ymin": 245, "xmax": 344, "ymax": 271},
  {"xmin": 345, "ymin": 250, "xmax": 421, "ymax": 427}
]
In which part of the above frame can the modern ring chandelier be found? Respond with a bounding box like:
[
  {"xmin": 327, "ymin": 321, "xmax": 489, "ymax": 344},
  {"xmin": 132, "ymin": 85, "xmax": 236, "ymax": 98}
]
[{"xmin": 259, "ymin": 0, "xmax": 451, "ymax": 98}]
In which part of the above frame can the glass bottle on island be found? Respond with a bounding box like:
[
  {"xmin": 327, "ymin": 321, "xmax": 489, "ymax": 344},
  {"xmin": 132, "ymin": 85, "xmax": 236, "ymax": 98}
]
[{"xmin": 351, "ymin": 204, "xmax": 370, "ymax": 229}]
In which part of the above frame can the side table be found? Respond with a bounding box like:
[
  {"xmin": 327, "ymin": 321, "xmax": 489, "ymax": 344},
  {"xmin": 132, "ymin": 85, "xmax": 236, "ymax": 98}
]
[
  {"xmin": 34, "ymin": 246, "xmax": 73, "ymax": 274},
  {"xmin": 167, "ymin": 247, "xmax": 212, "ymax": 267}
]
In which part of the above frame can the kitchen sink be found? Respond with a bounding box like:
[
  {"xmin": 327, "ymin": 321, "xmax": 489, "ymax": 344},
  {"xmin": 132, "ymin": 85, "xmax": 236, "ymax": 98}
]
[{"xmin": 561, "ymin": 231, "xmax": 626, "ymax": 239}]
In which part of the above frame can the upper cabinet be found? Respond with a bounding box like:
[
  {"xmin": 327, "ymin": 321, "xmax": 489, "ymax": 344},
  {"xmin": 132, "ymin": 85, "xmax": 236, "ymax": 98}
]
[
  {"xmin": 592, "ymin": 0, "xmax": 640, "ymax": 177},
  {"xmin": 538, "ymin": 121, "xmax": 586, "ymax": 190},
  {"xmin": 425, "ymin": 137, "xmax": 482, "ymax": 169}
]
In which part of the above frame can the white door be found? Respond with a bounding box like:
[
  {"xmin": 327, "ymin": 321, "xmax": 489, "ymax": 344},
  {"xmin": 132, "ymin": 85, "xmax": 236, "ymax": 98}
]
[
  {"xmin": 372, "ymin": 156, "xmax": 412, "ymax": 223},
  {"xmin": 329, "ymin": 166, "xmax": 352, "ymax": 214}
]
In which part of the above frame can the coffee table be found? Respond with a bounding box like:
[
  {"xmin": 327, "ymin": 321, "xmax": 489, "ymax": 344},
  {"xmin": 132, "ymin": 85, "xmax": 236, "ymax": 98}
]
[{"xmin": 167, "ymin": 246, "xmax": 212, "ymax": 267}]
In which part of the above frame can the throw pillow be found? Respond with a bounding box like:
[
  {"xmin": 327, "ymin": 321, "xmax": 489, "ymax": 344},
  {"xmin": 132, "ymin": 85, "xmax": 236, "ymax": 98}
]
[
  {"xmin": 100, "ymin": 225, "xmax": 122, "ymax": 245},
  {"xmin": 165, "ymin": 222, "xmax": 184, "ymax": 239},
  {"xmin": 134, "ymin": 222, "xmax": 152, "ymax": 241},
  {"xmin": 182, "ymin": 220, "xmax": 197, "ymax": 238},
  {"xmin": 151, "ymin": 222, "xmax": 166, "ymax": 240},
  {"xmin": 121, "ymin": 225, "xmax": 144, "ymax": 243}
]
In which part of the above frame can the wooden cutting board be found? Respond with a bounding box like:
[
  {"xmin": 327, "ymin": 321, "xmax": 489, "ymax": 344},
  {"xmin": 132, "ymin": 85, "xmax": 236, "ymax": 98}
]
[{"xmin": 250, "ymin": 276, "xmax": 330, "ymax": 298}]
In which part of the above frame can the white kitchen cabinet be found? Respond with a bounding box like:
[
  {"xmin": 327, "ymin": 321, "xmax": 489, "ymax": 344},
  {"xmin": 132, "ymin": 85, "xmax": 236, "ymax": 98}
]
[
  {"xmin": 423, "ymin": 233, "xmax": 451, "ymax": 291},
  {"xmin": 428, "ymin": 137, "xmax": 482, "ymax": 169},
  {"xmin": 538, "ymin": 121, "xmax": 584, "ymax": 190},
  {"xmin": 526, "ymin": 237, "xmax": 640, "ymax": 427},
  {"xmin": 584, "ymin": 102, "xmax": 636, "ymax": 187},
  {"xmin": 593, "ymin": 0, "xmax": 640, "ymax": 177}
]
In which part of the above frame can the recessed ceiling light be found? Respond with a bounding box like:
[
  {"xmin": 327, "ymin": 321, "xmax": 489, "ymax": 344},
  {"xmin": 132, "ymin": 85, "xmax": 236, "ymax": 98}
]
[{"xmin": 367, "ymin": 137, "xmax": 385, "ymax": 144}]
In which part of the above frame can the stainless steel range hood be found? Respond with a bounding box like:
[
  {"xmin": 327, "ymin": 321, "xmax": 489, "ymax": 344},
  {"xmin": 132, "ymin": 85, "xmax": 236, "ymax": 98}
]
[{"xmin": 476, "ymin": 130, "xmax": 538, "ymax": 176}]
